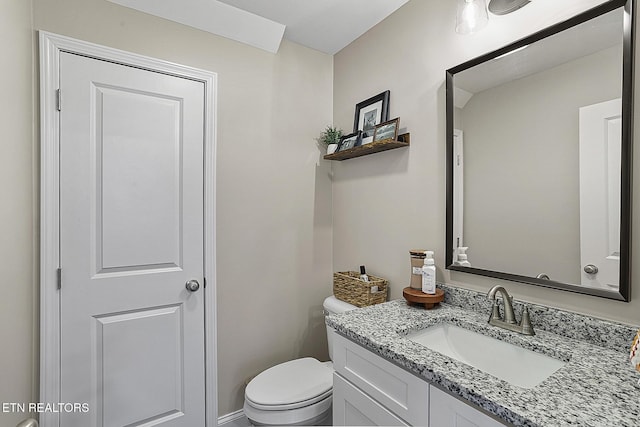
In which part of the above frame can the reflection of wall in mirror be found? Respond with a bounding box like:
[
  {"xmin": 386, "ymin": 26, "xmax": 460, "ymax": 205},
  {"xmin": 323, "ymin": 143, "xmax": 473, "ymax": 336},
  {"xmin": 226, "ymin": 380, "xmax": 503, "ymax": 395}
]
[
  {"xmin": 458, "ymin": 44, "xmax": 622, "ymax": 286},
  {"xmin": 454, "ymin": 107, "xmax": 464, "ymax": 129}
]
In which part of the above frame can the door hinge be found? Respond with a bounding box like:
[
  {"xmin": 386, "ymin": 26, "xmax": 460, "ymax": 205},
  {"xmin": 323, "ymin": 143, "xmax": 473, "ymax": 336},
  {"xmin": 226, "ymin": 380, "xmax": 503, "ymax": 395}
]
[
  {"xmin": 56, "ymin": 89, "xmax": 61, "ymax": 111},
  {"xmin": 57, "ymin": 267, "xmax": 62, "ymax": 290}
]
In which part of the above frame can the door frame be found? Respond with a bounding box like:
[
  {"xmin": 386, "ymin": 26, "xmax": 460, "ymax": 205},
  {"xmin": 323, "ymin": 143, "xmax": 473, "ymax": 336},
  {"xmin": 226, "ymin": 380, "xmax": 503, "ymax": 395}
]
[{"xmin": 39, "ymin": 31, "xmax": 218, "ymax": 427}]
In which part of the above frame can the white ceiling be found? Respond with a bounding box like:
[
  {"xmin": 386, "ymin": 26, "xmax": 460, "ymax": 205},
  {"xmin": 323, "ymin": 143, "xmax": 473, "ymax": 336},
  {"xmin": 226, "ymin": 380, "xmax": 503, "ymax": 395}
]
[
  {"xmin": 218, "ymin": 0, "xmax": 410, "ymax": 54},
  {"xmin": 107, "ymin": 0, "xmax": 409, "ymax": 54}
]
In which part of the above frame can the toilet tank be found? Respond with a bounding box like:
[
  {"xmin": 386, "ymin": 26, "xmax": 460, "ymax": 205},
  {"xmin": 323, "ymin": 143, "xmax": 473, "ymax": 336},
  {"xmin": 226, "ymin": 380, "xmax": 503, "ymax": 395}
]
[{"xmin": 323, "ymin": 296, "xmax": 357, "ymax": 361}]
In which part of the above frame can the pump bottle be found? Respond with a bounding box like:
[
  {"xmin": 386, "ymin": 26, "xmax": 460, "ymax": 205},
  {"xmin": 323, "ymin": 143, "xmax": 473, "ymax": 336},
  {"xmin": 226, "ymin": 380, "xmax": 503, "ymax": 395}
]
[{"xmin": 422, "ymin": 251, "xmax": 436, "ymax": 294}]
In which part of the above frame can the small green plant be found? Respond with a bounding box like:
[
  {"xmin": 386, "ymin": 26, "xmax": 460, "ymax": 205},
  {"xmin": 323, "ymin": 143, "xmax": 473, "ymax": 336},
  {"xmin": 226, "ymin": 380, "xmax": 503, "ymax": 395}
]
[{"xmin": 317, "ymin": 126, "xmax": 343, "ymax": 147}]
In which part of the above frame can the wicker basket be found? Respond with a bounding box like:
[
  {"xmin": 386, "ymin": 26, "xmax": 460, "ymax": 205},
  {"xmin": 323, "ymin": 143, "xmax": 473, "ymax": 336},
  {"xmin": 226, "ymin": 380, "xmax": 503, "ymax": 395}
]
[{"xmin": 333, "ymin": 271, "xmax": 388, "ymax": 307}]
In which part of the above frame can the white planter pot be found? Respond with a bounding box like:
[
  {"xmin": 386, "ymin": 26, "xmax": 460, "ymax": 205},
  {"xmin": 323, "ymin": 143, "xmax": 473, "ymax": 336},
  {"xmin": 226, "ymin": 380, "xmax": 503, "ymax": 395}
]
[{"xmin": 327, "ymin": 143, "xmax": 338, "ymax": 155}]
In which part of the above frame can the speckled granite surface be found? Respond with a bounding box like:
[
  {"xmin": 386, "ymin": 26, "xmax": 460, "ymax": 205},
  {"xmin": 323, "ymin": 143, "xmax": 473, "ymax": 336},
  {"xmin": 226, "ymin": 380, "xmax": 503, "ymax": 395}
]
[
  {"xmin": 439, "ymin": 284, "xmax": 638, "ymax": 354},
  {"xmin": 326, "ymin": 286, "xmax": 640, "ymax": 427}
]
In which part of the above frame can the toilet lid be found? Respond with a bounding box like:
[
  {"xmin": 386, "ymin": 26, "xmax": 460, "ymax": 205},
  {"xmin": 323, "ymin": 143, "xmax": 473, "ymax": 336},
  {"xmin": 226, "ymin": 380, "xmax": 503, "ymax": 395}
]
[{"xmin": 245, "ymin": 358, "xmax": 333, "ymax": 409}]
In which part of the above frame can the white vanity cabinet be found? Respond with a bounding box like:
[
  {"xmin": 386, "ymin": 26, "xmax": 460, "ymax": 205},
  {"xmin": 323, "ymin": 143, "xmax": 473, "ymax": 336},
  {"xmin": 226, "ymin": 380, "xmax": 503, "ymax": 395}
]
[
  {"xmin": 331, "ymin": 332, "xmax": 429, "ymax": 426},
  {"xmin": 429, "ymin": 387, "xmax": 507, "ymax": 427},
  {"xmin": 333, "ymin": 374, "xmax": 409, "ymax": 426},
  {"xmin": 331, "ymin": 331, "xmax": 508, "ymax": 426}
]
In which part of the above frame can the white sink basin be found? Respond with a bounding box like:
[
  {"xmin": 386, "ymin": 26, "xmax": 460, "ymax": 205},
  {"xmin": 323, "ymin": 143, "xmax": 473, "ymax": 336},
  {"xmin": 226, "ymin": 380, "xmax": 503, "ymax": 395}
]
[{"xmin": 406, "ymin": 323, "xmax": 566, "ymax": 389}]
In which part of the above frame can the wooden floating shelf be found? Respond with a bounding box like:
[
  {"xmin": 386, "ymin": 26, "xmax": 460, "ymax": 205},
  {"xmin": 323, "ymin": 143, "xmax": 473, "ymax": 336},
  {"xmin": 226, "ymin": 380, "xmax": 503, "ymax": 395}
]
[{"xmin": 324, "ymin": 133, "xmax": 410, "ymax": 161}]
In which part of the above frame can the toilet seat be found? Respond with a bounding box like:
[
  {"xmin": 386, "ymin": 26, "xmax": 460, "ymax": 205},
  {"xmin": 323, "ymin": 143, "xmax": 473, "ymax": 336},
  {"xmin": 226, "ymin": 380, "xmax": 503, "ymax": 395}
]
[
  {"xmin": 243, "ymin": 393, "xmax": 332, "ymax": 426},
  {"xmin": 244, "ymin": 358, "xmax": 334, "ymax": 426},
  {"xmin": 245, "ymin": 357, "xmax": 333, "ymax": 410},
  {"xmin": 246, "ymin": 388, "xmax": 332, "ymax": 411}
]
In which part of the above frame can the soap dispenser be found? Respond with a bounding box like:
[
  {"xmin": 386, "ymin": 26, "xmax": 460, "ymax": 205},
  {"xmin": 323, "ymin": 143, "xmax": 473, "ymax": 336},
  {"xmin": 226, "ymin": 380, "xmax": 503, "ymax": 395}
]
[
  {"xmin": 456, "ymin": 247, "xmax": 471, "ymax": 267},
  {"xmin": 422, "ymin": 251, "xmax": 436, "ymax": 295}
]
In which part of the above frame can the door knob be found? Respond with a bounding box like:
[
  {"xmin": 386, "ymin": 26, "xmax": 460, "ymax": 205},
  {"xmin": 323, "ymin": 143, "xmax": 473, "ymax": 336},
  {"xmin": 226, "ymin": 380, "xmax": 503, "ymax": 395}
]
[
  {"xmin": 583, "ymin": 264, "xmax": 599, "ymax": 275},
  {"xmin": 185, "ymin": 279, "xmax": 200, "ymax": 292}
]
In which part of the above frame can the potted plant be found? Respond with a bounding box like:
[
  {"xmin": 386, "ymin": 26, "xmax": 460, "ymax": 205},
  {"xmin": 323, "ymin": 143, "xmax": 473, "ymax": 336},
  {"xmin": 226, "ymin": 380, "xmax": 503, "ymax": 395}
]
[{"xmin": 317, "ymin": 126, "xmax": 343, "ymax": 154}]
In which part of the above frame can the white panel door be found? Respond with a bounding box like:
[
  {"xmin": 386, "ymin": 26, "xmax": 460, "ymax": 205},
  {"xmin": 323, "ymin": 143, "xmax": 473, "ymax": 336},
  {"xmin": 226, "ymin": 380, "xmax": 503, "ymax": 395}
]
[
  {"xmin": 579, "ymin": 99, "xmax": 621, "ymax": 290},
  {"xmin": 59, "ymin": 51, "xmax": 205, "ymax": 426}
]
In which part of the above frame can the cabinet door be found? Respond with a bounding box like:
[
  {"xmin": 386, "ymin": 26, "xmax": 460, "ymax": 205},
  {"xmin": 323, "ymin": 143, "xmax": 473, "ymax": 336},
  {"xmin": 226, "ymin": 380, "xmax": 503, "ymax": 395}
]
[
  {"xmin": 332, "ymin": 332, "xmax": 430, "ymax": 425},
  {"xmin": 333, "ymin": 373, "xmax": 409, "ymax": 426},
  {"xmin": 430, "ymin": 387, "xmax": 508, "ymax": 427}
]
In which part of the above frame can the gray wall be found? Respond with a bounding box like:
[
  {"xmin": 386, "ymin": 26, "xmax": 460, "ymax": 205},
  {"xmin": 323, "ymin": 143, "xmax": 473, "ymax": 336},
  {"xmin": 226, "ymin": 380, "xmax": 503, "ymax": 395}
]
[
  {"xmin": 3, "ymin": 0, "xmax": 334, "ymax": 419},
  {"xmin": 461, "ymin": 45, "xmax": 622, "ymax": 284},
  {"xmin": 0, "ymin": 1, "xmax": 37, "ymax": 426},
  {"xmin": 333, "ymin": 0, "xmax": 640, "ymax": 325}
]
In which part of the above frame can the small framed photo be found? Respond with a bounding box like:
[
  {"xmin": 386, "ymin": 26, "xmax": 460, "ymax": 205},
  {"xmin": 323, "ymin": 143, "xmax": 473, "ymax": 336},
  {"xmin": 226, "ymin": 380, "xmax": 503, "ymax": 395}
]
[
  {"xmin": 373, "ymin": 118, "xmax": 400, "ymax": 143},
  {"xmin": 353, "ymin": 90, "xmax": 390, "ymax": 138},
  {"xmin": 337, "ymin": 131, "xmax": 361, "ymax": 152}
]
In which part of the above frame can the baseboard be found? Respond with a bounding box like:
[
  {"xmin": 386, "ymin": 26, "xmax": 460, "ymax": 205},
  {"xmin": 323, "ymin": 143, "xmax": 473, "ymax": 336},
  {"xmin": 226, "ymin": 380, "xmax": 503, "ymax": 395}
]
[{"xmin": 218, "ymin": 409, "xmax": 251, "ymax": 427}]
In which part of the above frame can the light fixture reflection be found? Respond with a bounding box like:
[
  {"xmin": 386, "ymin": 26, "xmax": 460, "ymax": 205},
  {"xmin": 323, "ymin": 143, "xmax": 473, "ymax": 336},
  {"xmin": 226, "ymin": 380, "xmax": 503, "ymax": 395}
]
[
  {"xmin": 456, "ymin": 0, "xmax": 489, "ymax": 35},
  {"xmin": 494, "ymin": 44, "xmax": 529, "ymax": 60}
]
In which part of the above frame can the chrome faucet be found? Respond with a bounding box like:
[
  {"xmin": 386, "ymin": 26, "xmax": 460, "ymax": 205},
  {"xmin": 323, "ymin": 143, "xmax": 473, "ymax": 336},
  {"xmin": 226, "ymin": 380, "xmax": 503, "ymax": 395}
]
[{"xmin": 487, "ymin": 285, "xmax": 535, "ymax": 336}]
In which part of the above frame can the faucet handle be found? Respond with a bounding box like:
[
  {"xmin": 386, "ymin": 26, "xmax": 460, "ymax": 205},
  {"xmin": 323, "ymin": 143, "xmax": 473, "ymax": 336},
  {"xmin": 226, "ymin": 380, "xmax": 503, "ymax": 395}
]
[
  {"xmin": 490, "ymin": 300, "xmax": 501, "ymax": 321},
  {"xmin": 520, "ymin": 306, "xmax": 535, "ymax": 336}
]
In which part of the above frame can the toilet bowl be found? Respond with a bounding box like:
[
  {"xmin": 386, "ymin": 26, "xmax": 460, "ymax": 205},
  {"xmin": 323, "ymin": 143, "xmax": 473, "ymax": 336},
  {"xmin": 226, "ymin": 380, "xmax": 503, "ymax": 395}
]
[{"xmin": 243, "ymin": 296, "xmax": 357, "ymax": 426}]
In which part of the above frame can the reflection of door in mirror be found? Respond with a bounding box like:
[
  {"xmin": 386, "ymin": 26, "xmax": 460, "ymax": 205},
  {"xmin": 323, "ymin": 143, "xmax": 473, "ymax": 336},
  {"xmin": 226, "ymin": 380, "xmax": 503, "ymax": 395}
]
[
  {"xmin": 453, "ymin": 129, "xmax": 464, "ymax": 264},
  {"xmin": 579, "ymin": 99, "xmax": 621, "ymax": 291}
]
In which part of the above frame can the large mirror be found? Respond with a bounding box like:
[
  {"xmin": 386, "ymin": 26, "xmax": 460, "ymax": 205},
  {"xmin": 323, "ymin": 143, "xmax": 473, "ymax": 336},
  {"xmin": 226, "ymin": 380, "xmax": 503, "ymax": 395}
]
[{"xmin": 446, "ymin": 0, "xmax": 634, "ymax": 301}]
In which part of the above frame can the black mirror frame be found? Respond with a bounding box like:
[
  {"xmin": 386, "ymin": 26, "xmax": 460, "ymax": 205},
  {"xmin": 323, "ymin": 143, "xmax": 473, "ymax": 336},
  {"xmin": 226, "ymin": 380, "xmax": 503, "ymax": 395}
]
[{"xmin": 445, "ymin": 0, "xmax": 635, "ymax": 302}]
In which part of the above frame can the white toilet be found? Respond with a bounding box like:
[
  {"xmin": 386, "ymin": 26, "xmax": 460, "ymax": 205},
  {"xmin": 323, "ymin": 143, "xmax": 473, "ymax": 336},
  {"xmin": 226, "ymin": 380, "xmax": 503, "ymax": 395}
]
[{"xmin": 243, "ymin": 296, "xmax": 357, "ymax": 426}]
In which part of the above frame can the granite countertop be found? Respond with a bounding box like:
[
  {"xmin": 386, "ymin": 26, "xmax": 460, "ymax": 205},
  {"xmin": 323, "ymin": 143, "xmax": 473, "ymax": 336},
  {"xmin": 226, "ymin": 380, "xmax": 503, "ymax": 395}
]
[{"xmin": 326, "ymin": 290, "xmax": 640, "ymax": 427}]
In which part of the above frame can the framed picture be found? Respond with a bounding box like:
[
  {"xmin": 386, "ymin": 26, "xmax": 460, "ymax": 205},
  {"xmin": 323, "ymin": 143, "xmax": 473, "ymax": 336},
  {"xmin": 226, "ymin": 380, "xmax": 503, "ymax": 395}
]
[
  {"xmin": 353, "ymin": 90, "xmax": 390, "ymax": 139},
  {"xmin": 337, "ymin": 131, "xmax": 361, "ymax": 152},
  {"xmin": 373, "ymin": 118, "xmax": 400, "ymax": 143}
]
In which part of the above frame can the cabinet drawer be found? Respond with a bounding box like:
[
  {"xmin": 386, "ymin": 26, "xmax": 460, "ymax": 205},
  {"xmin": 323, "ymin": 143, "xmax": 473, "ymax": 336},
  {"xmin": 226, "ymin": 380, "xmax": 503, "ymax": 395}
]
[
  {"xmin": 331, "ymin": 331, "xmax": 429, "ymax": 426},
  {"xmin": 430, "ymin": 386, "xmax": 508, "ymax": 427},
  {"xmin": 333, "ymin": 373, "xmax": 409, "ymax": 426}
]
